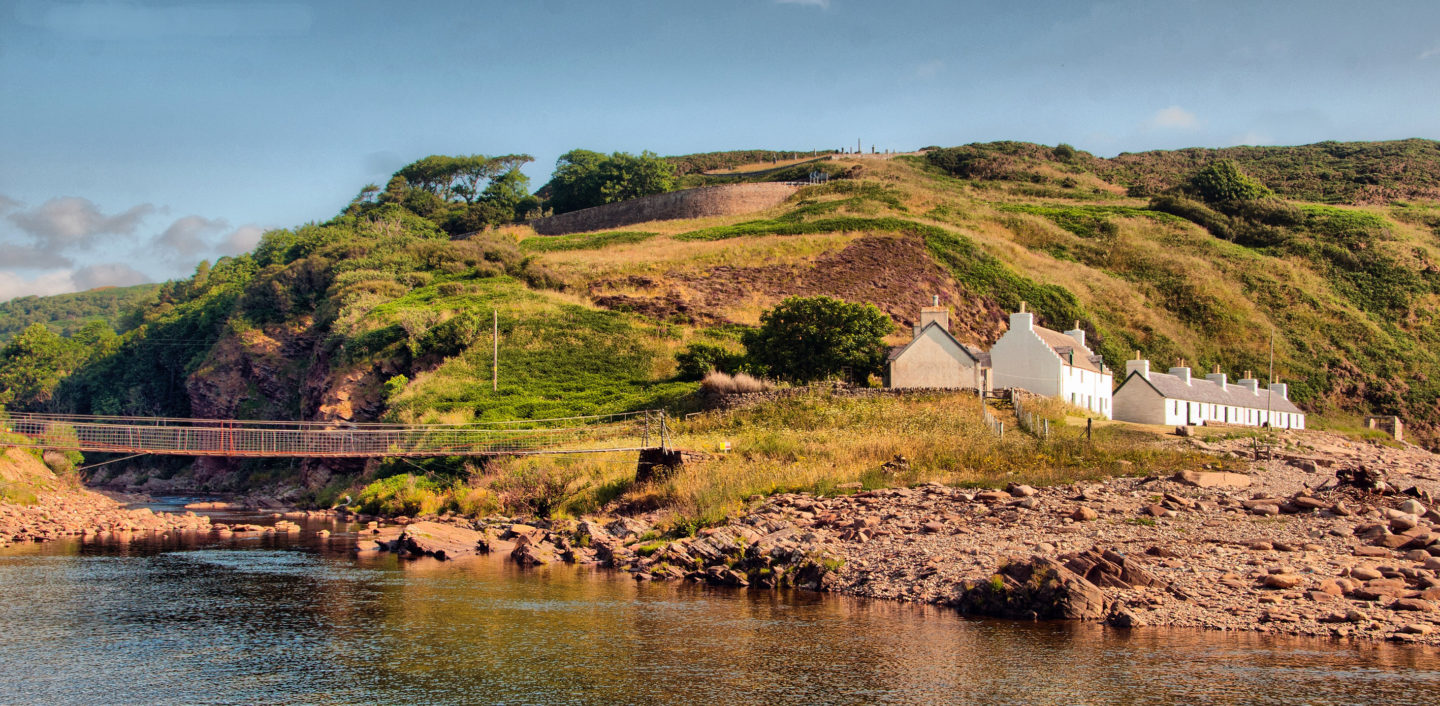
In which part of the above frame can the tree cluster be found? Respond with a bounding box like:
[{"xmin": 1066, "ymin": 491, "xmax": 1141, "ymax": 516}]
[
  {"xmin": 0, "ymin": 322, "xmax": 116, "ymax": 409},
  {"xmin": 675, "ymin": 296, "xmax": 894, "ymax": 384},
  {"xmin": 352, "ymin": 154, "xmax": 538, "ymax": 235},
  {"xmin": 545, "ymin": 150, "xmax": 676, "ymax": 214}
]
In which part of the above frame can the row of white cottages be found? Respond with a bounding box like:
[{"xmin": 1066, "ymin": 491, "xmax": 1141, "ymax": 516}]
[{"xmin": 886, "ymin": 304, "xmax": 1305, "ymax": 429}]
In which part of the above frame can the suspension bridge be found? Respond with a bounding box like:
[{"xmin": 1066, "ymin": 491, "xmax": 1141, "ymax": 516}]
[{"xmin": 0, "ymin": 410, "xmax": 670, "ymax": 459}]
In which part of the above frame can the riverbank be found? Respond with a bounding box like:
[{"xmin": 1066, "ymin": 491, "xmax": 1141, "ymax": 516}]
[
  {"xmin": 0, "ymin": 447, "xmax": 212, "ymax": 544},
  {"xmin": 360, "ymin": 428, "xmax": 1440, "ymax": 646}
]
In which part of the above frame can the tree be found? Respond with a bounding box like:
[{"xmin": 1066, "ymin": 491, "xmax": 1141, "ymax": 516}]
[
  {"xmin": 1186, "ymin": 159, "xmax": 1273, "ymax": 203},
  {"xmin": 545, "ymin": 149, "xmax": 676, "ymax": 214},
  {"xmin": 0, "ymin": 323, "xmax": 86, "ymax": 408},
  {"xmin": 742, "ymin": 296, "xmax": 894, "ymax": 383}
]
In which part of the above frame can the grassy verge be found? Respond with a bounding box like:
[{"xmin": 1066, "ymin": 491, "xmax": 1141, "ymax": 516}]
[
  {"xmin": 349, "ymin": 392, "xmax": 1232, "ymax": 532},
  {"xmin": 519, "ymin": 230, "xmax": 657, "ymax": 253}
]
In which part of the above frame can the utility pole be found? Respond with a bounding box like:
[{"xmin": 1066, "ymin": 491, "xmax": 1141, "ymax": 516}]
[
  {"xmin": 492, "ymin": 309, "xmax": 499, "ymax": 392},
  {"xmin": 1266, "ymin": 327, "xmax": 1274, "ymax": 429}
]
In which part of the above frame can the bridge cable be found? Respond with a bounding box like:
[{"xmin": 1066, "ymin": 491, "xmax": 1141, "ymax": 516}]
[{"xmin": 74, "ymin": 453, "xmax": 148, "ymax": 475}]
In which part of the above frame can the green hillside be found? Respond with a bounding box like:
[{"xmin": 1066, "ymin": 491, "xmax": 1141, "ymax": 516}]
[
  {"xmin": 4, "ymin": 139, "xmax": 1439, "ymax": 501},
  {"xmin": 0, "ymin": 284, "xmax": 159, "ymax": 343}
]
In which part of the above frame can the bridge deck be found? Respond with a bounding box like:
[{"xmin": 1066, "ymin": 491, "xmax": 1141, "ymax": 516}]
[{"xmin": 1, "ymin": 411, "xmax": 665, "ymax": 458}]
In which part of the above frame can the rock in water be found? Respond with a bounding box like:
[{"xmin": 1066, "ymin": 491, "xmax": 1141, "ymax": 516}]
[
  {"xmin": 511, "ymin": 533, "xmax": 558, "ymax": 565},
  {"xmin": 955, "ymin": 556, "xmax": 1107, "ymax": 621},
  {"xmin": 394, "ymin": 521, "xmax": 484, "ymax": 560}
]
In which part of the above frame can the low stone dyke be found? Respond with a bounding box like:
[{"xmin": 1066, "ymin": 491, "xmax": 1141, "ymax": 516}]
[
  {"xmin": 700, "ymin": 385, "xmax": 990, "ymax": 412},
  {"xmin": 528, "ymin": 183, "xmax": 800, "ymax": 236}
]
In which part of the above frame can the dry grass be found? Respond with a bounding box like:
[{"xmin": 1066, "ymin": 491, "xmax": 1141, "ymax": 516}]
[{"xmin": 699, "ymin": 371, "xmax": 775, "ymax": 394}]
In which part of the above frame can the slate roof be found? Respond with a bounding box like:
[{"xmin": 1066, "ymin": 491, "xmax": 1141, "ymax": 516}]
[
  {"xmin": 888, "ymin": 322, "xmax": 985, "ymax": 366},
  {"xmin": 1034, "ymin": 326, "xmax": 1103, "ymax": 373},
  {"xmin": 1117, "ymin": 370, "xmax": 1304, "ymax": 414}
]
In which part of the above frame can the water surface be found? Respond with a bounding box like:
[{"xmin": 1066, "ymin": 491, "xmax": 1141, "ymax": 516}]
[{"xmin": 0, "ymin": 505, "xmax": 1436, "ymax": 705}]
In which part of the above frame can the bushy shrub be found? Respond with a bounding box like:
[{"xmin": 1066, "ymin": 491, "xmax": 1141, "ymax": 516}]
[
  {"xmin": 1185, "ymin": 159, "xmax": 1273, "ymax": 203},
  {"xmin": 742, "ymin": 295, "xmax": 894, "ymax": 383},
  {"xmin": 675, "ymin": 342, "xmax": 745, "ymax": 380},
  {"xmin": 356, "ymin": 474, "xmax": 444, "ymax": 516},
  {"xmin": 416, "ymin": 311, "xmax": 484, "ymax": 359}
]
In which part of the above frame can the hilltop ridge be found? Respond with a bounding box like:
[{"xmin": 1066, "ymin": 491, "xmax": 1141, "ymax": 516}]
[{"xmin": 2, "ymin": 138, "xmax": 1439, "ymax": 497}]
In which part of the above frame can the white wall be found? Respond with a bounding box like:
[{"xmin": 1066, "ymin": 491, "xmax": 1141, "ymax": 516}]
[
  {"xmin": 990, "ymin": 312, "xmax": 1062, "ymax": 398},
  {"xmin": 1059, "ymin": 363, "xmax": 1113, "ymax": 419}
]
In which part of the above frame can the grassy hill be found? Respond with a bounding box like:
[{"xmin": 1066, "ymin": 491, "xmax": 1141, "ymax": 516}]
[
  {"xmin": 0, "ymin": 284, "xmax": 159, "ymax": 343},
  {"xmin": 8, "ymin": 138, "xmax": 1440, "ymax": 511}
]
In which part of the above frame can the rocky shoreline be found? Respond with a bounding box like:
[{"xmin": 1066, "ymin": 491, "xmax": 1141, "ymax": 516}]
[
  {"xmin": 0, "ymin": 487, "xmax": 213, "ymax": 545},
  {"xmin": 358, "ymin": 430, "xmax": 1440, "ymax": 647}
]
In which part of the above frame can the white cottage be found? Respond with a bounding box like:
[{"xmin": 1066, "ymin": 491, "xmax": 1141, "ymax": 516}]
[
  {"xmin": 989, "ymin": 307, "xmax": 1112, "ymax": 418},
  {"xmin": 1111, "ymin": 357, "xmax": 1305, "ymax": 429},
  {"xmin": 887, "ymin": 305, "xmax": 991, "ymax": 391}
]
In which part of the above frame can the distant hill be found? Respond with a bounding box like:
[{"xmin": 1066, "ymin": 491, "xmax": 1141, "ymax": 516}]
[
  {"xmin": 1096, "ymin": 139, "xmax": 1440, "ymax": 204},
  {"xmin": 7, "ymin": 137, "xmax": 1440, "ymax": 497},
  {"xmin": 0, "ymin": 284, "xmax": 159, "ymax": 342}
]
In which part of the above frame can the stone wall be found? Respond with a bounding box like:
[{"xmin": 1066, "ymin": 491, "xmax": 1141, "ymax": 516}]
[
  {"xmin": 699, "ymin": 385, "xmax": 988, "ymax": 412},
  {"xmin": 528, "ymin": 183, "xmax": 800, "ymax": 236}
]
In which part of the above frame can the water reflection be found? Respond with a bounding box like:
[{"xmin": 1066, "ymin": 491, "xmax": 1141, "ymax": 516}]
[{"xmin": 0, "ymin": 513, "xmax": 1435, "ymax": 705}]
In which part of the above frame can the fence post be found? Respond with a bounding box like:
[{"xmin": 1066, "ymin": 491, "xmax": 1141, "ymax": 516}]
[{"xmin": 660, "ymin": 411, "xmax": 670, "ymax": 451}]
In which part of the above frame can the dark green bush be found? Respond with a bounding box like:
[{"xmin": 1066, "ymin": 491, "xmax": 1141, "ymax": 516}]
[{"xmin": 675, "ymin": 342, "xmax": 745, "ymax": 380}]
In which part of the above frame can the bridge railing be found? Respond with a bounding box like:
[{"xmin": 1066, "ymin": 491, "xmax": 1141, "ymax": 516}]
[{"xmin": 0, "ymin": 410, "xmax": 666, "ymax": 458}]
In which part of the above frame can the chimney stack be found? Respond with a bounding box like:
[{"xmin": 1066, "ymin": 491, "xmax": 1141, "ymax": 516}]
[
  {"xmin": 918, "ymin": 303, "xmax": 950, "ymax": 333},
  {"xmin": 1126, "ymin": 354, "xmax": 1150, "ymax": 380},
  {"xmin": 1237, "ymin": 370, "xmax": 1260, "ymax": 394},
  {"xmin": 1268, "ymin": 381, "xmax": 1289, "ymax": 400},
  {"xmin": 1169, "ymin": 359, "xmax": 1191, "ymax": 384},
  {"xmin": 1009, "ymin": 303, "xmax": 1033, "ymax": 332},
  {"xmin": 1064, "ymin": 320, "xmax": 1086, "ymax": 349},
  {"xmin": 1205, "ymin": 368, "xmax": 1228, "ymax": 390}
]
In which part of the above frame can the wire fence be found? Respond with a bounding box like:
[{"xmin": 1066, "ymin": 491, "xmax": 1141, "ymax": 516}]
[
  {"xmin": 982, "ymin": 403, "xmax": 1004, "ymax": 438},
  {"xmin": 0, "ymin": 410, "xmax": 668, "ymax": 458},
  {"xmin": 1012, "ymin": 396, "xmax": 1050, "ymax": 440}
]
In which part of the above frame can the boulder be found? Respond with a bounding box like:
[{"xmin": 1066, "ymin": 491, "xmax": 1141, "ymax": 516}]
[
  {"xmin": 511, "ymin": 533, "xmax": 557, "ymax": 565},
  {"xmin": 1263, "ymin": 574, "xmax": 1305, "ymax": 589},
  {"xmin": 1071, "ymin": 506, "xmax": 1099, "ymax": 522},
  {"xmin": 1006, "ymin": 483, "xmax": 1037, "ymax": 498},
  {"xmin": 394, "ymin": 521, "xmax": 485, "ymax": 560},
  {"xmin": 954, "ymin": 555, "xmax": 1107, "ymax": 621},
  {"xmin": 1063, "ymin": 548, "xmax": 1166, "ymax": 590},
  {"xmin": 605, "ymin": 517, "xmax": 650, "ymax": 540},
  {"xmin": 1399, "ymin": 499, "xmax": 1428, "ymax": 516},
  {"xmin": 1172, "ymin": 471, "xmax": 1251, "ymax": 489}
]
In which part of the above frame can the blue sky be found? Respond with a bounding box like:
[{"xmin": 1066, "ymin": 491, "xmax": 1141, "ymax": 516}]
[{"xmin": 2, "ymin": 0, "xmax": 1438, "ymax": 300}]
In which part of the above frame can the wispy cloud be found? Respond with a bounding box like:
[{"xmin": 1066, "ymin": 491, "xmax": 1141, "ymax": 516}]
[
  {"xmin": 1148, "ymin": 105, "xmax": 1200, "ymax": 130},
  {"xmin": 1421, "ymin": 45, "xmax": 1440, "ymax": 60},
  {"xmin": 0, "ymin": 263, "xmax": 151, "ymax": 302},
  {"xmin": 220, "ymin": 225, "xmax": 266, "ymax": 256},
  {"xmin": 776, "ymin": 0, "xmax": 830, "ymax": 9},
  {"xmin": 0, "ymin": 194, "xmax": 20, "ymax": 215},
  {"xmin": 0, "ymin": 242, "xmax": 73, "ymax": 269},
  {"xmin": 7, "ymin": 196, "xmax": 154, "ymax": 250},
  {"xmin": 152, "ymin": 215, "xmax": 229, "ymax": 262},
  {"xmin": 150, "ymin": 216, "xmax": 267, "ymax": 263}
]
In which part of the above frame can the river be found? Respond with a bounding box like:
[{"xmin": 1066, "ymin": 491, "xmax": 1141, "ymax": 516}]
[{"xmin": 0, "ymin": 501, "xmax": 1437, "ymax": 705}]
